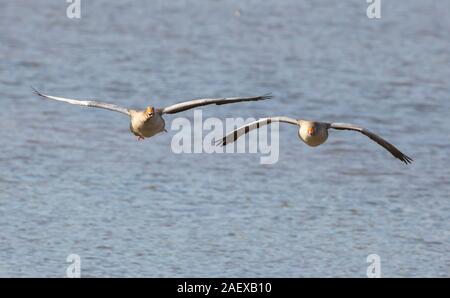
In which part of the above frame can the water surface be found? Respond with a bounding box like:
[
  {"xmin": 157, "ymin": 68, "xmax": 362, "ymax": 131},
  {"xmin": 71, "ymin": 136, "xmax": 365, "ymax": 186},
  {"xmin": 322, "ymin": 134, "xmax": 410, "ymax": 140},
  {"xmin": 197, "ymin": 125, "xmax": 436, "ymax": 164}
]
[{"xmin": 0, "ymin": 0, "xmax": 449, "ymax": 277}]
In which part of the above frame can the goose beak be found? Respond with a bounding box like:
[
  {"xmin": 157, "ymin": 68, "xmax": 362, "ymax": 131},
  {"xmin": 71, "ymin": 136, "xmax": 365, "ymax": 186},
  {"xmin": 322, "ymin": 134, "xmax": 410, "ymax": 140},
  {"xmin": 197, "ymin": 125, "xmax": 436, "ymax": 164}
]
[
  {"xmin": 307, "ymin": 127, "xmax": 315, "ymax": 135},
  {"xmin": 146, "ymin": 107, "xmax": 154, "ymax": 116}
]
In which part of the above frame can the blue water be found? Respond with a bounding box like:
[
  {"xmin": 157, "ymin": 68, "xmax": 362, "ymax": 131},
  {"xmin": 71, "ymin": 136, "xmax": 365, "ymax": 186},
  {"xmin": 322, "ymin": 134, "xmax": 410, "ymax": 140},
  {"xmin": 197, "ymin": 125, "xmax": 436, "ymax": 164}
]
[{"xmin": 0, "ymin": 0, "xmax": 449, "ymax": 277}]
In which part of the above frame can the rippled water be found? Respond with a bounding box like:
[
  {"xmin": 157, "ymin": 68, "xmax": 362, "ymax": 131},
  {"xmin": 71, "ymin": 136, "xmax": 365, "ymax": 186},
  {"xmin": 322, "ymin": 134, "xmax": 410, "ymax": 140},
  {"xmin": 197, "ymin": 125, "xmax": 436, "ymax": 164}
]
[{"xmin": 0, "ymin": 0, "xmax": 449, "ymax": 277}]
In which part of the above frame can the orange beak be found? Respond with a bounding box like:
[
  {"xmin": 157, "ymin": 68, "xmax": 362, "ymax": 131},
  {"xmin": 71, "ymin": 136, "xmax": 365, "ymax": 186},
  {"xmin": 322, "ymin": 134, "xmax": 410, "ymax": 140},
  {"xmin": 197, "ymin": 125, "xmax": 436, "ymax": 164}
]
[
  {"xmin": 146, "ymin": 107, "xmax": 154, "ymax": 116},
  {"xmin": 307, "ymin": 127, "xmax": 315, "ymax": 135}
]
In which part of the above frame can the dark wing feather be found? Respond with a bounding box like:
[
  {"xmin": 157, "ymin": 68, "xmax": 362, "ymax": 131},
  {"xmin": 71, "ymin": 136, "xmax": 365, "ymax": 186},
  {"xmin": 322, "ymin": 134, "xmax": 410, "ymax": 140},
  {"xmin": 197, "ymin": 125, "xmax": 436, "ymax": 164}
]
[
  {"xmin": 329, "ymin": 123, "xmax": 412, "ymax": 164},
  {"xmin": 216, "ymin": 116, "xmax": 298, "ymax": 146},
  {"xmin": 160, "ymin": 93, "xmax": 272, "ymax": 115}
]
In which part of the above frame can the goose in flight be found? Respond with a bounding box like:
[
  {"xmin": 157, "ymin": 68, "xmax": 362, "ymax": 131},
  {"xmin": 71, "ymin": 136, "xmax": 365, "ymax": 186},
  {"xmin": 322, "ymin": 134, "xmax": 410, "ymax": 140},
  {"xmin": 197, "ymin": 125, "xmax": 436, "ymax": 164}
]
[
  {"xmin": 32, "ymin": 88, "xmax": 271, "ymax": 140},
  {"xmin": 216, "ymin": 117, "xmax": 412, "ymax": 164}
]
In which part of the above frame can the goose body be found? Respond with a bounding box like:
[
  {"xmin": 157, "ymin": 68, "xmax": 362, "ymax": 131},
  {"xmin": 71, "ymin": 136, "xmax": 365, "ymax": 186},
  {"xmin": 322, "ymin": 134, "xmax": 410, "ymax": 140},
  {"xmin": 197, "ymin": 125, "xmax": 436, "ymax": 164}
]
[
  {"xmin": 298, "ymin": 120, "xmax": 329, "ymax": 147},
  {"xmin": 129, "ymin": 108, "xmax": 166, "ymax": 138}
]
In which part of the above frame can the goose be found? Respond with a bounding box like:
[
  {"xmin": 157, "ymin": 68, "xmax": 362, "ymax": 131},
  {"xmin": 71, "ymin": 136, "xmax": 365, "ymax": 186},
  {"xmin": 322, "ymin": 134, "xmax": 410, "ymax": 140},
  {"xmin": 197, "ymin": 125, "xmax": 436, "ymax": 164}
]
[
  {"xmin": 32, "ymin": 88, "xmax": 271, "ymax": 140},
  {"xmin": 216, "ymin": 117, "xmax": 412, "ymax": 164}
]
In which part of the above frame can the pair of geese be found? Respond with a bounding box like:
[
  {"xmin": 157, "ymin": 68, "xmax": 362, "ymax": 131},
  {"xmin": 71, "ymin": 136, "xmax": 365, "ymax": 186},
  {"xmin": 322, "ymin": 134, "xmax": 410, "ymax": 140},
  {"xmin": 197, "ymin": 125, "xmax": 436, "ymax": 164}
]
[{"xmin": 32, "ymin": 88, "xmax": 412, "ymax": 164}]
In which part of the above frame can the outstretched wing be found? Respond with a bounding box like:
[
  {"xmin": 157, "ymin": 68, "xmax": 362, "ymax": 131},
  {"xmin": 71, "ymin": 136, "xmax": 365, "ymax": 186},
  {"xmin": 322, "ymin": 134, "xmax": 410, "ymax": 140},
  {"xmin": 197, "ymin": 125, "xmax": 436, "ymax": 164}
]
[
  {"xmin": 32, "ymin": 87, "xmax": 130, "ymax": 116},
  {"xmin": 329, "ymin": 123, "xmax": 412, "ymax": 164},
  {"xmin": 216, "ymin": 116, "xmax": 298, "ymax": 146},
  {"xmin": 160, "ymin": 93, "xmax": 272, "ymax": 115}
]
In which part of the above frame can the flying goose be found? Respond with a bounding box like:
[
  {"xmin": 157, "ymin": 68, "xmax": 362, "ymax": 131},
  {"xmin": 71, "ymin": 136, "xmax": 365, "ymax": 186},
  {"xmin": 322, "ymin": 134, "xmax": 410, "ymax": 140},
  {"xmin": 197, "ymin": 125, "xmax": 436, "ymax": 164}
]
[
  {"xmin": 216, "ymin": 117, "xmax": 412, "ymax": 164},
  {"xmin": 32, "ymin": 88, "xmax": 271, "ymax": 140}
]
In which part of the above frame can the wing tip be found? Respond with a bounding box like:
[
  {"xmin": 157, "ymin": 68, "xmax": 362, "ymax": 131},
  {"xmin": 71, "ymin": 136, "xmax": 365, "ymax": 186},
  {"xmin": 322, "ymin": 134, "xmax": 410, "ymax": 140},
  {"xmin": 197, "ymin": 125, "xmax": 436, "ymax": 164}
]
[
  {"xmin": 31, "ymin": 86, "xmax": 47, "ymax": 98},
  {"xmin": 261, "ymin": 93, "xmax": 273, "ymax": 100},
  {"xmin": 31, "ymin": 86, "xmax": 42, "ymax": 96},
  {"xmin": 400, "ymin": 154, "xmax": 413, "ymax": 164},
  {"xmin": 215, "ymin": 138, "xmax": 226, "ymax": 147}
]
